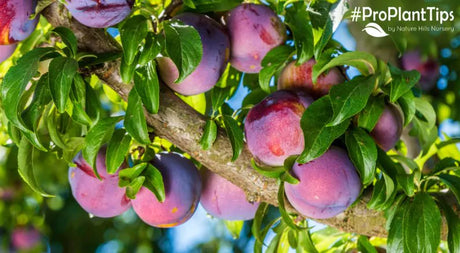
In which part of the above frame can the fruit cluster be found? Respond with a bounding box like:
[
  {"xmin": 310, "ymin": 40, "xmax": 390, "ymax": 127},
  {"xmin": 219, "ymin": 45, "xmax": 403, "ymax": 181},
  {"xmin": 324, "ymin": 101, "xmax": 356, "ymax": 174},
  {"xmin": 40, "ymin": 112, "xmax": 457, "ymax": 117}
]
[{"xmin": 69, "ymin": 149, "xmax": 259, "ymax": 226}]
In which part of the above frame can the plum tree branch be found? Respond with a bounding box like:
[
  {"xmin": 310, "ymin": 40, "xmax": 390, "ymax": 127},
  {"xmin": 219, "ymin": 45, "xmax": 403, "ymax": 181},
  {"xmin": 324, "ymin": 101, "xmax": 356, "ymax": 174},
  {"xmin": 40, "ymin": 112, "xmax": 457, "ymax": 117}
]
[{"xmin": 42, "ymin": 3, "xmax": 453, "ymax": 238}]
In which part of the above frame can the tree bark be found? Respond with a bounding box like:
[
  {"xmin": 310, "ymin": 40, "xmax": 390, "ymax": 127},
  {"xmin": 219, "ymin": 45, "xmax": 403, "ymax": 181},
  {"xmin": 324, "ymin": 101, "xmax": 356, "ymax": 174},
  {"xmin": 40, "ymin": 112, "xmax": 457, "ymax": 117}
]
[{"xmin": 41, "ymin": 3, "xmax": 454, "ymax": 239}]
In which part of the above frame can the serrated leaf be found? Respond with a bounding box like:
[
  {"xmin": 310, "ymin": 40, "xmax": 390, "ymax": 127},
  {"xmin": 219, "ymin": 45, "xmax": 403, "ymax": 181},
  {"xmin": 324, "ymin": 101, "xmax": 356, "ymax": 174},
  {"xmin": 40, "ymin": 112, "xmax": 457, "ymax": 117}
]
[
  {"xmin": 22, "ymin": 74, "xmax": 52, "ymax": 130},
  {"xmin": 200, "ymin": 119, "xmax": 217, "ymax": 150},
  {"xmin": 119, "ymin": 163, "xmax": 148, "ymax": 187},
  {"xmin": 397, "ymin": 91, "xmax": 415, "ymax": 126},
  {"xmin": 106, "ymin": 129, "xmax": 131, "ymax": 174},
  {"xmin": 251, "ymin": 159, "xmax": 285, "ymax": 178},
  {"xmin": 46, "ymin": 107, "xmax": 69, "ymax": 150},
  {"xmin": 82, "ymin": 116, "xmax": 122, "ymax": 177},
  {"xmin": 222, "ymin": 115, "xmax": 244, "ymax": 161},
  {"xmin": 163, "ymin": 20, "xmax": 202, "ymax": 83},
  {"xmin": 298, "ymin": 96, "xmax": 350, "ymax": 163},
  {"xmin": 437, "ymin": 174, "xmax": 460, "ymax": 204},
  {"xmin": 125, "ymin": 88, "xmax": 150, "ymax": 145},
  {"xmin": 285, "ymin": 3, "xmax": 313, "ymax": 64},
  {"xmin": 414, "ymin": 98, "xmax": 436, "ymax": 129},
  {"xmin": 396, "ymin": 172, "xmax": 415, "ymax": 197},
  {"xmin": 358, "ymin": 95, "xmax": 385, "ymax": 131},
  {"xmin": 143, "ymin": 164, "xmax": 165, "ymax": 202},
  {"xmin": 387, "ymin": 200, "xmax": 407, "ymax": 253},
  {"xmin": 387, "ymin": 65, "xmax": 420, "ymax": 102},
  {"xmin": 18, "ymin": 138, "xmax": 54, "ymax": 197},
  {"xmin": 259, "ymin": 45, "xmax": 294, "ymax": 93},
  {"xmin": 327, "ymin": 75, "xmax": 376, "ymax": 126},
  {"xmin": 403, "ymin": 193, "xmax": 441, "ymax": 253},
  {"xmin": 120, "ymin": 15, "xmax": 149, "ymax": 65},
  {"xmin": 134, "ymin": 61, "xmax": 160, "ymax": 114},
  {"xmin": 314, "ymin": 18, "xmax": 332, "ymax": 60},
  {"xmin": 345, "ymin": 127, "xmax": 377, "ymax": 186},
  {"xmin": 53, "ymin": 27, "xmax": 78, "ymax": 57},
  {"xmin": 1, "ymin": 47, "xmax": 55, "ymax": 150},
  {"xmin": 313, "ymin": 52, "xmax": 378, "ymax": 82},
  {"xmin": 48, "ymin": 56, "xmax": 78, "ymax": 113}
]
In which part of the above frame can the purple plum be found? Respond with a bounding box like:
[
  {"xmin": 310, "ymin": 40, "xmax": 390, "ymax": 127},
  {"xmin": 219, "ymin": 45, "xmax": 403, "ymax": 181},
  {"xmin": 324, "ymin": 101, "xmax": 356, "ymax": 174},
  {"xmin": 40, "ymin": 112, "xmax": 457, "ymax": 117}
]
[
  {"xmin": 0, "ymin": 44, "xmax": 16, "ymax": 63},
  {"xmin": 226, "ymin": 4, "xmax": 286, "ymax": 73},
  {"xmin": 65, "ymin": 0, "xmax": 134, "ymax": 28},
  {"xmin": 157, "ymin": 13, "xmax": 230, "ymax": 95},
  {"xmin": 131, "ymin": 153, "xmax": 201, "ymax": 227},
  {"xmin": 285, "ymin": 146, "xmax": 362, "ymax": 219},
  {"xmin": 0, "ymin": 0, "xmax": 38, "ymax": 45},
  {"xmin": 401, "ymin": 50, "xmax": 439, "ymax": 90},
  {"xmin": 68, "ymin": 149, "xmax": 131, "ymax": 218},
  {"xmin": 200, "ymin": 170, "xmax": 259, "ymax": 221},
  {"xmin": 278, "ymin": 59, "xmax": 345, "ymax": 98},
  {"xmin": 370, "ymin": 103, "xmax": 403, "ymax": 151},
  {"xmin": 245, "ymin": 90, "xmax": 313, "ymax": 166}
]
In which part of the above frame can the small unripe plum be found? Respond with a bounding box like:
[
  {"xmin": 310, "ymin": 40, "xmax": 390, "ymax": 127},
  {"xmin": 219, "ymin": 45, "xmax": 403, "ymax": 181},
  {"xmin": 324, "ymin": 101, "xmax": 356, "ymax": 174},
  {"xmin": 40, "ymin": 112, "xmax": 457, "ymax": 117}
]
[
  {"xmin": 278, "ymin": 59, "xmax": 345, "ymax": 98},
  {"xmin": 132, "ymin": 153, "xmax": 201, "ymax": 227},
  {"xmin": 68, "ymin": 149, "xmax": 131, "ymax": 218},
  {"xmin": 0, "ymin": 0, "xmax": 38, "ymax": 45},
  {"xmin": 285, "ymin": 146, "xmax": 361, "ymax": 219},
  {"xmin": 11, "ymin": 227, "xmax": 41, "ymax": 250},
  {"xmin": 401, "ymin": 50, "xmax": 439, "ymax": 90},
  {"xmin": 0, "ymin": 44, "xmax": 16, "ymax": 63},
  {"xmin": 200, "ymin": 170, "xmax": 259, "ymax": 221},
  {"xmin": 157, "ymin": 13, "xmax": 230, "ymax": 96},
  {"xmin": 226, "ymin": 4, "xmax": 286, "ymax": 73},
  {"xmin": 245, "ymin": 90, "xmax": 313, "ymax": 166},
  {"xmin": 65, "ymin": 0, "xmax": 134, "ymax": 28},
  {"xmin": 370, "ymin": 103, "xmax": 403, "ymax": 151}
]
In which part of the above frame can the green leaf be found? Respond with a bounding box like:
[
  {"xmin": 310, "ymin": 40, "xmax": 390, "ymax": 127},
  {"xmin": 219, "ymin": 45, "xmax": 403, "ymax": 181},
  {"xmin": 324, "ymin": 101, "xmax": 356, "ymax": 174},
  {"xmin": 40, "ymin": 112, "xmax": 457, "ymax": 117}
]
[
  {"xmin": 134, "ymin": 61, "xmax": 160, "ymax": 114},
  {"xmin": 82, "ymin": 116, "xmax": 122, "ymax": 177},
  {"xmin": 252, "ymin": 202, "xmax": 270, "ymax": 244},
  {"xmin": 185, "ymin": 0, "xmax": 242, "ymax": 12},
  {"xmin": 357, "ymin": 236, "xmax": 377, "ymax": 253},
  {"xmin": 327, "ymin": 75, "xmax": 376, "ymax": 126},
  {"xmin": 297, "ymin": 228, "xmax": 318, "ymax": 253},
  {"xmin": 68, "ymin": 75, "xmax": 92, "ymax": 126},
  {"xmin": 138, "ymin": 33, "xmax": 162, "ymax": 66},
  {"xmin": 345, "ymin": 127, "xmax": 377, "ymax": 186},
  {"xmin": 1, "ymin": 47, "xmax": 55, "ymax": 150},
  {"xmin": 120, "ymin": 55, "xmax": 138, "ymax": 83},
  {"xmin": 285, "ymin": 3, "xmax": 313, "ymax": 64},
  {"xmin": 396, "ymin": 172, "xmax": 415, "ymax": 197},
  {"xmin": 367, "ymin": 173, "xmax": 396, "ymax": 210},
  {"xmin": 437, "ymin": 200, "xmax": 460, "ymax": 253},
  {"xmin": 387, "ymin": 200, "xmax": 407, "ymax": 253},
  {"xmin": 119, "ymin": 163, "xmax": 148, "ymax": 187},
  {"xmin": 222, "ymin": 115, "xmax": 244, "ymax": 161},
  {"xmin": 403, "ymin": 193, "xmax": 441, "ymax": 253},
  {"xmin": 278, "ymin": 182, "xmax": 302, "ymax": 231},
  {"xmin": 46, "ymin": 107, "xmax": 69, "ymax": 150},
  {"xmin": 125, "ymin": 88, "xmax": 150, "ymax": 145},
  {"xmin": 18, "ymin": 138, "xmax": 54, "ymax": 197},
  {"xmin": 313, "ymin": 52, "xmax": 377, "ymax": 82},
  {"xmin": 120, "ymin": 15, "xmax": 149, "ymax": 65},
  {"xmin": 48, "ymin": 56, "xmax": 78, "ymax": 113},
  {"xmin": 259, "ymin": 45, "xmax": 294, "ymax": 93},
  {"xmin": 397, "ymin": 91, "xmax": 415, "ymax": 126},
  {"xmin": 298, "ymin": 96, "xmax": 350, "ymax": 163},
  {"xmin": 200, "ymin": 119, "xmax": 217, "ymax": 150},
  {"xmin": 126, "ymin": 176, "xmax": 145, "ymax": 199},
  {"xmin": 436, "ymin": 174, "xmax": 460, "ymax": 204},
  {"xmin": 224, "ymin": 220, "xmax": 244, "ymax": 239},
  {"xmin": 357, "ymin": 95, "xmax": 385, "ymax": 131},
  {"xmin": 251, "ymin": 159, "xmax": 286, "ymax": 179},
  {"xmin": 210, "ymin": 86, "xmax": 232, "ymax": 113},
  {"xmin": 414, "ymin": 98, "xmax": 436, "ymax": 129},
  {"xmin": 163, "ymin": 20, "xmax": 202, "ymax": 83},
  {"xmin": 52, "ymin": 27, "xmax": 78, "ymax": 57},
  {"xmin": 21, "ymin": 74, "xmax": 52, "ymax": 130},
  {"xmin": 143, "ymin": 164, "xmax": 165, "ymax": 202},
  {"xmin": 386, "ymin": 65, "xmax": 420, "ymax": 103},
  {"xmin": 106, "ymin": 129, "xmax": 132, "ymax": 174},
  {"xmin": 314, "ymin": 18, "xmax": 332, "ymax": 60}
]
